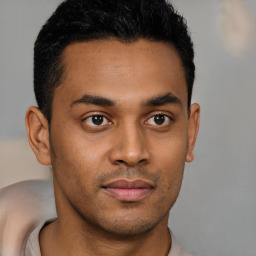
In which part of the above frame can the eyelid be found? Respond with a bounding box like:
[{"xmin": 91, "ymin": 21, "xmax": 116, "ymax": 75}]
[
  {"xmin": 81, "ymin": 112, "xmax": 113, "ymax": 128},
  {"xmin": 144, "ymin": 112, "xmax": 175, "ymax": 129},
  {"xmin": 145, "ymin": 111, "xmax": 175, "ymax": 122},
  {"xmin": 81, "ymin": 111, "xmax": 112, "ymax": 121},
  {"xmin": 84, "ymin": 116, "xmax": 109, "ymax": 125}
]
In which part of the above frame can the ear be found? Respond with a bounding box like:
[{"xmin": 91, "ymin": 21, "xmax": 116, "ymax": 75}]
[
  {"xmin": 25, "ymin": 106, "xmax": 51, "ymax": 166},
  {"xmin": 186, "ymin": 103, "xmax": 200, "ymax": 162}
]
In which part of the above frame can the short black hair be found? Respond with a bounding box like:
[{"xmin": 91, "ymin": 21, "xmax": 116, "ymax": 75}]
[{"xmin": 34, "ymin": 0, "xmax": 195, "ymax": 122}]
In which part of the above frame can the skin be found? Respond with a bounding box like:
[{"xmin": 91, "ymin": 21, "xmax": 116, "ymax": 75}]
[{"xmin": 26, "ymin": 39, "xmax": 200, "ymax": 256}]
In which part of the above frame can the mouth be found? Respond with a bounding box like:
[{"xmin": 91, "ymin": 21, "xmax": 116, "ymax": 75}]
[{"xmin": 102, "ymin": 179, "xmax": 154, "ymax": 202}]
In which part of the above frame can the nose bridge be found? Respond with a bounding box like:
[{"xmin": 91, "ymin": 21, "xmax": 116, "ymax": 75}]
[{"xmin": 109, "ymin": 120, "xmax": 150, "ymax": 166}]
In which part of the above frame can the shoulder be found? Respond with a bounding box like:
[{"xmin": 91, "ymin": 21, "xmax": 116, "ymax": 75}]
[
  {"xmin": 0, "ymin": 178, "xmax": 56, "ymax": 218},
  {"xmin": 0, "ymin": 178, "xmax": 53, "ymax": 199},
  {"xmin": 0, "ymin": 179, "xmax": 57, "ymax": 256}
]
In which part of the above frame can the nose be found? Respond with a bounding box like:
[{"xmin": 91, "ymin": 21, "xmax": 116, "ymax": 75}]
[{"xmin": 108, "ymin": 123, "xmax": 150, "ymax": 167}]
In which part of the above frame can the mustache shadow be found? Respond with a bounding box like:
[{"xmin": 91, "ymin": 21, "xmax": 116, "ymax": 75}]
[{"xmin": 96, "ymin": 167, "xmax": 160, "ymax": 186}]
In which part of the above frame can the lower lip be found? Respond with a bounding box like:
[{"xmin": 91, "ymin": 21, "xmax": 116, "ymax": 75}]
[{"xmin": 104, "ymin": 188, "xmax": 152, "ymax": 202}]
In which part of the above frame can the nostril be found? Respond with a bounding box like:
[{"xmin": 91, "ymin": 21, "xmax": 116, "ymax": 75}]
[
  {"xmin": 138, "ymin": 159, "xmax": 148, "ymax": 165},
  {"xmin": 114, "ymin": 159, "xmax": 148, "ymax": 166},
  {"xmin": 116, "ymin": 160, "xmax": 125, "ymax": 164}
]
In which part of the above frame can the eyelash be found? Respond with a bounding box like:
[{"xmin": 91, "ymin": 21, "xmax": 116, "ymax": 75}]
[
  {"xmin": 82, "ymin": 114, "xmax": 112, "ymax": 127},
  {"xmin": 145, "ymin": 113, "xmax": 173, "ymax": 127},
  {"xmin": 82, "ymin": 112, "xmax": 174, "ymax": 129}
]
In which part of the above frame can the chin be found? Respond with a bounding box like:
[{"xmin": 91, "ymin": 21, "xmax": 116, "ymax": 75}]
[
  {"xmin": 89, "ymin": 210, "xmax": 168, "ymax": 238},
  {"xmin": 98, "ymin": 221, "xmax": 157, "ymax": 237}
]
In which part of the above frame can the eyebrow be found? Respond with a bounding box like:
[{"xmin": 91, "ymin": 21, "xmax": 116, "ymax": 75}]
[
  {"xmin": 142, "ymin": 93, "xmax": 182, "ymax": 107},
  {"xmin": 70, "ymin": 94, "xmax": 115, "ymax": 108},
  {"xmin": 70, "ymin": 92, "xmax": 182, "ymax": 108}
]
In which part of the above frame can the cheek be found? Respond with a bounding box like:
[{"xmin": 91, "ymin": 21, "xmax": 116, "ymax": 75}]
[
  {"xmin": 51, "ymin": 120, "xmax": 101, "ymax": 165},
  {"xmin": 50, "ymin": 128, "xmax": 108, "ymax": 192},
  {"xmin": 150, "ymin": 129, "xmax": 188, "ymax": 173},
  {"xmin": 158, "ymin": 156, "xmax": 185, "ymax": 196},
  {"xmin": 152, "ymin": 163, "xmax": 185, "ymax": 214},
  {"xmin": 149, "ymin": 131, "xmax": 188, "ymax": 200}
]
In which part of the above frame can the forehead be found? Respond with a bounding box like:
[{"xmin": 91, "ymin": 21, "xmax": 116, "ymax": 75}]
[{"xmin": 56, "ymin": 39, "xmax": 187, "ymax": 107}]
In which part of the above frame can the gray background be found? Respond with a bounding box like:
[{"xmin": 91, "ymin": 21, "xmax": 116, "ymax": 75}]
[{"xmin": 0, "ymin": 1, "xmax": 256, "ymax": 255}]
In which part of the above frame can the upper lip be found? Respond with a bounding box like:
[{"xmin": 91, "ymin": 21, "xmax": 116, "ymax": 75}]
[{"xmin": 102, "ymin": 179, "xmax": 154, "ymax": 189}]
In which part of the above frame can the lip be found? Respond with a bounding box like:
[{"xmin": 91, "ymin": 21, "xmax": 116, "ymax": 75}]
[{"xmin": 102, "ymin": 179, "xmax": 154, "ymax": 202}]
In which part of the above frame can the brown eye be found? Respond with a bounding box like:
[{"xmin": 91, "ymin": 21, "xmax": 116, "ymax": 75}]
[
  {"xmin": 154, "ymin": 114, "xmax": 166, "ymax": 125},
  {"xmin": 84, "ymin": 115, "xmax": 109, "ymax": 126},
  {"xmin": 146, "ymin": 114, "xmax": 171, "ymax": 126}
]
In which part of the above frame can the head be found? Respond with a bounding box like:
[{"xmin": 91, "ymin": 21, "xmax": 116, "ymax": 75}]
[{"xmin": 26, "ymin": 0, "xmax": 200, "ymax": 238}]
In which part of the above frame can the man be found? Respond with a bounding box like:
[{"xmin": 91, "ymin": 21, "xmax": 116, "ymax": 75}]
[{"xmin": 0, "ymin": 0, "xmax": 200, "ymax": 255}]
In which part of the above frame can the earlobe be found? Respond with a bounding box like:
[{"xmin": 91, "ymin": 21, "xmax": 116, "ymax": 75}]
[
  {"xmin": 186, "ymin": 103, "xmax": 200, "ymax": 163},
  {"xmin": 25, "ymin": 106, "xmax": 51, "ymax": 166}
]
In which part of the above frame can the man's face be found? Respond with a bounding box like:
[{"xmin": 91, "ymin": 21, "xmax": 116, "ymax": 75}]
[{"xmin": 49, "ymin": 39, "xmax": 194, "ymax": 236}]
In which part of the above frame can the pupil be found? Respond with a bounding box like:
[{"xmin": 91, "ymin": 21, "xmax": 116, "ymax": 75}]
[
  {"xmin": 154, "ymin": 114, "xmax": 165, "ymax": 125},
  {"xmin": 92, "ymin": 115, "xmax": 103, "ymax": 125}
]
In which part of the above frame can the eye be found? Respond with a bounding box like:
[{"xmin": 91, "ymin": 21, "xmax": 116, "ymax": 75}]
[
  {"xmin": 83, "ymin": 115, "xmax": 110, "ymax": 126},
  {"xmin": 146, "ymin": 114, "xmax": 171, "ymax": 126}
]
